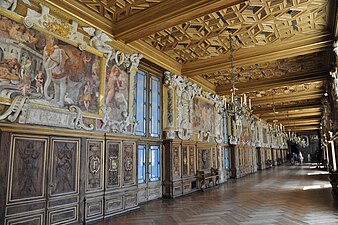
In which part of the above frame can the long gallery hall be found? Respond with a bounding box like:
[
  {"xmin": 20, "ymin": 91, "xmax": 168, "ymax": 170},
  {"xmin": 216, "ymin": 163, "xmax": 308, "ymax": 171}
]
[
  {"xmin": 0, "ymin": 1, "xmax": 337, "ymax": 225},
  {"xmin": 100, "ymin": 165, "xmax": 337, "ymax": 225}
]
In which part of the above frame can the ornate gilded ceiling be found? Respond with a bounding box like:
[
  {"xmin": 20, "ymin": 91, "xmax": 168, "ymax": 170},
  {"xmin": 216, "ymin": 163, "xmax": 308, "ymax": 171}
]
[
  {"xmin": 142, "ymin": 0, "xmax": 329, "ymax": 63},
  {"xmin": 74, "ymin": 0, "xmax": 164, "ymax": 22},
  {"xmin": 202, "ymin": 52, "xmax": 327, "ymax": 86},
  {"xmin": 247, "ymin": 81, "xmax": 324, "ymax": 99}
]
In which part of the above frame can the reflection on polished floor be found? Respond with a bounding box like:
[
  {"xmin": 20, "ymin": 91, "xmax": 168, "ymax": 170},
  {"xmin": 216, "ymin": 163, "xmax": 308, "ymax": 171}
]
[{"xmin": 98, "ymin": 166, "xmax": 338, "ymax": 225}]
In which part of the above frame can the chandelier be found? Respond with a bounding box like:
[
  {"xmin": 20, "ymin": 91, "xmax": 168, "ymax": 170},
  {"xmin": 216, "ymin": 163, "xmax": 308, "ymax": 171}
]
[
  {"xmin": 285, "ymin": 111, "xmax": 302, "ymax": 145},
  {"xmin": 226, "ymin": 29, "xmax": 252, "ymax": 118},
  {"xmin": 271, "ymin": 90, "xmax": 282, "ymax": 135}
]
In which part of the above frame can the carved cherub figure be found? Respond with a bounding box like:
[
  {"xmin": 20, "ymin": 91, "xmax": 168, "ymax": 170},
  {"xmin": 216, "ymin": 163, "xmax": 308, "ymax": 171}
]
[
  {"xmin": 0, "ymin": 0, "xmax": 31, "ymax": 11},
  {"xmin": 83, "ymin": 27, "xmax": 113, "ymax": 66},
  {"xmin": 333, "ymin": 41, "xmax": 338, "ymax": 56}
]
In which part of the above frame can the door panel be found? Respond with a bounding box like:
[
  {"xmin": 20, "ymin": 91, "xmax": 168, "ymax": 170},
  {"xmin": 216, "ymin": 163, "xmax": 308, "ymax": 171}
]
[
  {"xmin": 106, "ymin": 141, "xmax": 121, "ymax": 189},
  {"xmin": 47, "ymin": 137, "xmax": 80, "ymax": 225},
  {"xmin": 5, "ymin": 135, "xmax": 48, "ymax": 225}
]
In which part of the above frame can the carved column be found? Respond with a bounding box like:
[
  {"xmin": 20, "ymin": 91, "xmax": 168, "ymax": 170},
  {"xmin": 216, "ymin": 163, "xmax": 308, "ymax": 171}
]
[{"xmin": 163, "ymin": 71, "xmax": 175, "ymax": 139}]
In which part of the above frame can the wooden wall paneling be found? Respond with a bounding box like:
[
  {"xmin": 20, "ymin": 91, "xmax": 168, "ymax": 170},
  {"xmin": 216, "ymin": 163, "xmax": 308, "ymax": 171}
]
[
  {"xmin": 106, "ymin": 141, "xmax": 121, "ymax": 189},
  {"xmin": 5, "ymin": 134, "xmax": 49, "ymax": 225},
  {"xmin": 162, "ymin": 140, "xmax": 172, "ymax": 198},
  {"xmin": 0, "ymin": 131, "xmax": 9, "ymax": 225},
  {"xmin": 181, "ymin": 143, "xmax": 197, "ymax": 194},
  {"xmin": 197, "ymin": 145, "xmax": 211, "ymax": 170},
  {"xmin": 104, "ymin": 190, "xmax": 124, "ymax": 217},
  {"xmin": 172, "ymin": 144, "xmax": 181, "ymax": 179},
  {"xmin": 86, "ymin": 140, "xmax": 105, "ymax": 193},
  {"xmin": 124, "ymin": 189, "xmax": 138, "ymax": 210},
  {"xmin": 172, "ymin": 143, "xmax": 182, "ymax": 197},
  {"xmin": 122, "ymin": 142, "xmax": 136, "ymax": 187},
  {"xmin": 47, "ymin": 137, "xmax": 80, "ymax": 225},
  {"xmin": 189, "ymin": 145, "xmax": 195, "ymax": 177},
  {"xmin": 105, "ymin": 140, "xmax": 123, "ymax": 216},
  {"xmin": 122, "ymin": 142, "xmax": 138, "ymax": 211},
  {"xmin": 84, "ymin": 139, "xmax": 105, "ymax": 223},
  {"xmin": 182, "ymin": 145, "xmax": 188, "ymax": 177}
]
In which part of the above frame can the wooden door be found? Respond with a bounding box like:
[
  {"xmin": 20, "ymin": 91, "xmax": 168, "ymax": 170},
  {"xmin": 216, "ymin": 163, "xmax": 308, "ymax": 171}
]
[
  {"xmin": 47, "ymin": 137, "xmax": 80, "ymax": 225},
  {"xmin": 4, "ymin": 134, "xmax": 49, "ymax": 225}
]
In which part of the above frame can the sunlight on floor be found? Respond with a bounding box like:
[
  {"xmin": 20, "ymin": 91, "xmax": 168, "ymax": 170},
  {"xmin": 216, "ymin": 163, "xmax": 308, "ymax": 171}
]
[
  {"xmin": 307, "ymin": 171, "xmax": 329, "ymax": 175},
  {"xmin": 302, "ymin": 183, "xmax": 331, "ymax": 190}
]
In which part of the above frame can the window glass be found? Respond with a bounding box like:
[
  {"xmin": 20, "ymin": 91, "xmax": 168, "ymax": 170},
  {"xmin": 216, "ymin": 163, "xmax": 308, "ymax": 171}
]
[
  {"xmin": 138, "ymin": 144, "xmax": 146, "ymax": 184},
  {"xmin": 135, "ymin": 71, "xmax": 147, "ymax": 136},
  {"xmin": 225, "ymin": 148, "xmax": 229, "ymax": 170},
  {"xmin": 149, "ymin": 145, "xmax": 160, "ymax": 181},
  {"xmin": 149, "ymin": 76, "xmax": 161, "ymax": 137}
]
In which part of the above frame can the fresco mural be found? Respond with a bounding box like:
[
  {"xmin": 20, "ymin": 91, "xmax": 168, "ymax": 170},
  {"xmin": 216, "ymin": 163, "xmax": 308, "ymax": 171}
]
[
  {"xmin": 192, "ymin": 97, "xmax": 214, "ymax": 133},
  {"xmin": 105, "ymin": 60, "xmax": 129, "ymax": 122},
  {"xmin": 0, "ymin": 15, "xmax": 102, "ymax": 114}
]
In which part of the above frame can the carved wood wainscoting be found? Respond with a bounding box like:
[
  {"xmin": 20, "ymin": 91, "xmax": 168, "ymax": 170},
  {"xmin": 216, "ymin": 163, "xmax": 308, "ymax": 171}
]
[
  {"xmin": 163, "ymin": 140, "xmax": 196, "ymax": 198},
  {"xmin": 163, "ymin": 140, "xmax": 223, "ymax": 198},
  {"xmin": 0, "ymin": 126, "xmax": 139, "ymax": 225},
  {"xmin": 236, "ymin": 145, "xmax": 257, "ymax": 178}
]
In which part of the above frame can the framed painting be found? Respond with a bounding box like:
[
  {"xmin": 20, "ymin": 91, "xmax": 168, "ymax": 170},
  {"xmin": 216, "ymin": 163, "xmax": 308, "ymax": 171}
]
[
  {"xmin": 0, "ymin": 12, "xmax": 104, "ymax": 116},
  {"xmin": 192, "ymin": 97, "xmax": 215, "ymax": 133}
]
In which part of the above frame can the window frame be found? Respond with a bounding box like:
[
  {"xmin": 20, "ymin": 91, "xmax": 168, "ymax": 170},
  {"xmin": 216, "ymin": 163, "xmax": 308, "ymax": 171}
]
[{"xmin": 134, "ymin": 62, "xmax": 163, "ymax": 139}]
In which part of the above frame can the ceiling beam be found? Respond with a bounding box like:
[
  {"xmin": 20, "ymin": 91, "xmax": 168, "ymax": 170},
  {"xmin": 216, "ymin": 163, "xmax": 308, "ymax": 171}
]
[
  {"xmin": 260, "ymin": 112, "xmax": 322, "ymax": 120},
  {"xmin": 251, "ymin": 91, "xmax": 324, "ymax": 105},
  {"xmin": 183, "ymin": 33, "xmax": 332, "ymax": 77},
  {"xmin": 282, "ymin": 121, "xmax": 320, "ymax": 126},
  {"xmin": 256, "ymin": 107, "xmax": 322, "ymax": 116},
  {"xmin": 217, "ymin": 71, "xmax": 328, "ymax": 95},
  {"xmin": 253, "ymin": 103, "xmax": 322, "ymax": 115},
  {"xmin": 113, "ymin": 0, "xmax": 248, "ymax": 43},
  {"xmin": 284, "ymin": 125, "xmax": 320, "ymax": 131}
]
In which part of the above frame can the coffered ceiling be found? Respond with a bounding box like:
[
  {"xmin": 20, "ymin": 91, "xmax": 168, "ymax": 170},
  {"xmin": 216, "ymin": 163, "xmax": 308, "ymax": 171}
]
[{"xmin": 45, "ymin": 0, "xmax": 338, "ymax": 134}]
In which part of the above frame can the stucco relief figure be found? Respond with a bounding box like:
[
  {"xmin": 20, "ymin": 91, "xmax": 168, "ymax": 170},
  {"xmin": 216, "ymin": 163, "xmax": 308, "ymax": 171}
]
[
  {"xmin": 84, "ymin": 27, "xmax": 113, "ymax": 66},
  {"xmin": 0, "ymin": 0, "xmax": 31, "ymax": 11},
  {"xmin": 43, "ymin": 36, "xmax": 68, "ymax": 106}
]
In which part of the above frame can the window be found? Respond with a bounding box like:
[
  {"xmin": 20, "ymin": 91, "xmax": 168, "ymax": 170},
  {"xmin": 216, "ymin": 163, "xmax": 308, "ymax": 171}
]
[
  {"xmin": 149, "ymin": 77, "xmax": 161, "ymax": 137},
  {"xmin": 138, "ymin": 144, "xmax": 146, "ymax": 184},
  {"xmin": 224, "ymin": 112, "xmax": 228, "ymax": 144},
  {"xmin": 137, "ymin": 144, "xmax": 161, "ymax": 184},
  {"xmin": 224, "ymin": 148, "xmax": 229, "ymax": 170},
  {"xmin": 134, "ymin": 68, "xmax": 161, "ymax": 138},
  {"xmin": 149, "ymin": 145, "xmax": 161, "ymax": 181},
  {"xmin": 135, "ymin": 71, "xmax": 147, "ymax": 136}
]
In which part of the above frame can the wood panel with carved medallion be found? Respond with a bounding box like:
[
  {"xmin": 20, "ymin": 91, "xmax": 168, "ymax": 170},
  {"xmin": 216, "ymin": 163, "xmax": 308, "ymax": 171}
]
[
  {"xmin": 86, "ymin": 139, "xmax": 104, "ymax": 193},
  {"xmin": 172, "ymin": 144, "xmax": 181, "ymax": 179},
  {"xmin": 122, "ymin": 142, "xmax": 136, "ymax": 186},
  {"xmin": 106, "ymin": 141, "xmax": 121, "ymax": 189},
  {"xmin": 188, "ymin": 145, "xmax": 195, "ymax": 176},
  {"xmin": 182, "ymin": 145, "xmax": 189, "ymax": 177}
]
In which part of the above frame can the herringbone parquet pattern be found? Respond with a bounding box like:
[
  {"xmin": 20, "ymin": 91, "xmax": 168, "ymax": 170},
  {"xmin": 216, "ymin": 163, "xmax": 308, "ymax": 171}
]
[{"xmin": 97, "ymin": 166, "xmax": 338, "ymax": 225}]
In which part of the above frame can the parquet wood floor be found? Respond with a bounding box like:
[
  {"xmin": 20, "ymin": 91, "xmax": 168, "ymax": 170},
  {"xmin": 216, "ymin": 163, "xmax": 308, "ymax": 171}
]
[{"xmin": 96, "ymin": 165, "xmax": 338, "ymax": 225}]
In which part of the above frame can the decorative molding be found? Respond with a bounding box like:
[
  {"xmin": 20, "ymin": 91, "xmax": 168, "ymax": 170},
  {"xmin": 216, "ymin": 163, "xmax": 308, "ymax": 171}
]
[
  {"xmin": 100, "ymin": 104, "xmax": 136, "ymax": 134},
  {"xmin": 0, "ymin": 0, "xmax": 31, "ymax": 12},
  {"xmin": 24, "ymin": 4, "xmax": 87, "ymax": 50},
  {"xmin": 69, "ymin": 105, "xmax": 94, "ymax": 131},
  {"xmin": 0, "ymin": 95, "xmax": 28, "ymax": 122}
]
